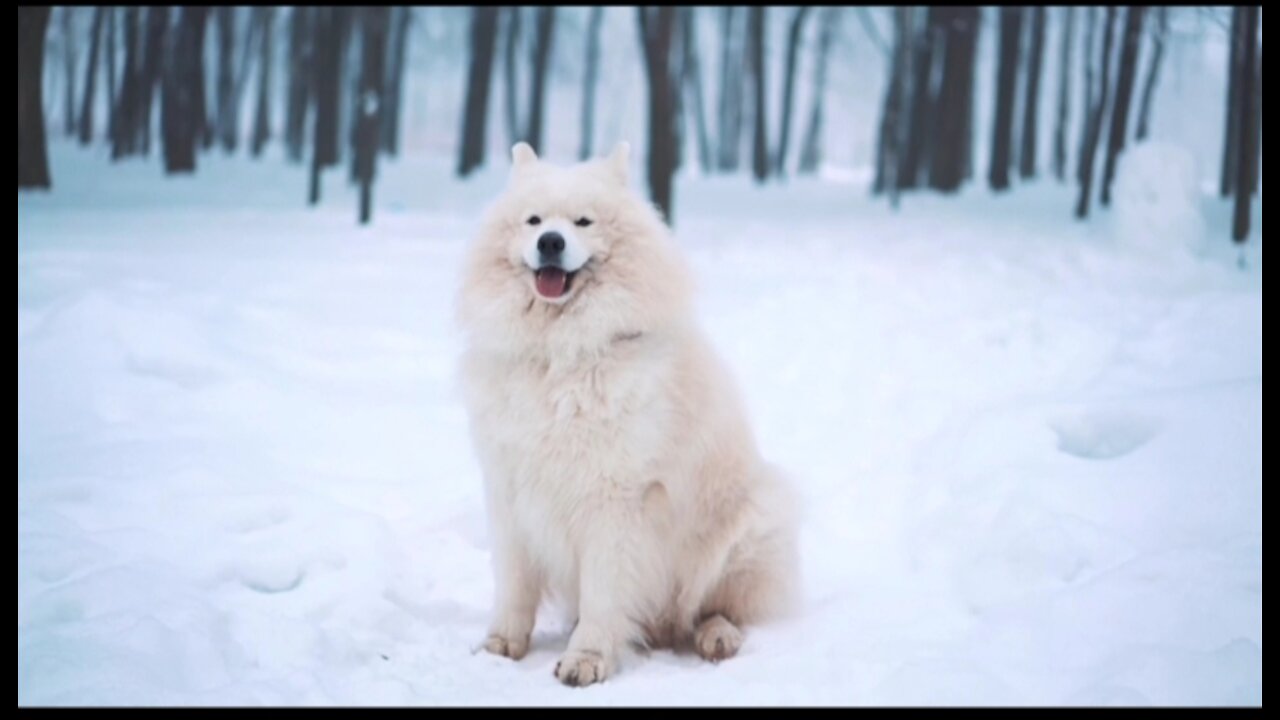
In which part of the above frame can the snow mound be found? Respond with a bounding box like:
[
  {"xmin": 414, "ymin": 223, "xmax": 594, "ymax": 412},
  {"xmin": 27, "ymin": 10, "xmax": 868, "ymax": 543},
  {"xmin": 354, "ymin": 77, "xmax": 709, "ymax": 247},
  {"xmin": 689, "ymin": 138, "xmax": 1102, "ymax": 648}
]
[{"xmin": 1110, "ymin": 142, "xmax": 1206, "ymax": 257}]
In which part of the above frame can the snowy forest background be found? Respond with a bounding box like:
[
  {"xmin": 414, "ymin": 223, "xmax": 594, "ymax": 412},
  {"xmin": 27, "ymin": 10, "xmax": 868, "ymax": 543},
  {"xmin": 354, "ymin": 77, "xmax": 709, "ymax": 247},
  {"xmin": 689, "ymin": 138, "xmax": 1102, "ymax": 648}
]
[
  {"xmin": 16, "ymin": 6, "xmax": 1262, "ymax": 235},
  {"xmin": 18, "ymin": 6, "xmax": 1262, "ymax": 707}
]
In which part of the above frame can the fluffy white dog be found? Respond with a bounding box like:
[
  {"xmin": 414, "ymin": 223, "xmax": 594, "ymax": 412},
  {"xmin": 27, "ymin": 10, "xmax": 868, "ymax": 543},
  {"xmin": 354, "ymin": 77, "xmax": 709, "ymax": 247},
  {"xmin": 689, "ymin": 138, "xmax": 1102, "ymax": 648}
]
[{"xmin": 456, "ymin": 142, "xmax": 798, "ymax": 686}]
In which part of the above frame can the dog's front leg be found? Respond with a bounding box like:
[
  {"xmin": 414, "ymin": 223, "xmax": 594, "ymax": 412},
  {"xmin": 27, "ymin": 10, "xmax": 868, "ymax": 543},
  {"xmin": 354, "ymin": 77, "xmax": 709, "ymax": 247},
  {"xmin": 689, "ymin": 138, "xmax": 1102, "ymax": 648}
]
[
  {"xmin": 554, "ymin": 503, "xmax": 668, "ymax": 687},
  {"xmin": 482, "ymin": 536, "xmax": 540, "ymax": 661}
]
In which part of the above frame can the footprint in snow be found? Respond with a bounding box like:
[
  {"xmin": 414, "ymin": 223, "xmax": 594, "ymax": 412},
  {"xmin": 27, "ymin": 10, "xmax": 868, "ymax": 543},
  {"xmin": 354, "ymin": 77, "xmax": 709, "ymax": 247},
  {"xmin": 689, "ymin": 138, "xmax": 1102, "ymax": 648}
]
[{"xmin": 1048, "ymin": 410, "xmax": 1161, "ymax": 461}]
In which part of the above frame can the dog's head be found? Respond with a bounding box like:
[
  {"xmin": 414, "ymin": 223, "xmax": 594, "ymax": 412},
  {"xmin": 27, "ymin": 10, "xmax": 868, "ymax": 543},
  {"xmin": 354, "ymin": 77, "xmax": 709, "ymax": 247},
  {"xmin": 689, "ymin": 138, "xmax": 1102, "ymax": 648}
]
[{"xmin": 457, "ymin": 142, "xmax": 691, "ymax": 357}]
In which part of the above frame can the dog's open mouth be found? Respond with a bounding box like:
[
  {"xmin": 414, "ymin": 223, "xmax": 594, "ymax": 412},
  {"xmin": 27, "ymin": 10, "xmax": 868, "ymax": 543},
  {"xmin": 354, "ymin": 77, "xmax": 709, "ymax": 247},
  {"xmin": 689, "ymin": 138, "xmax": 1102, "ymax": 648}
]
[{"xmin": 534, "ymin": 267, "xmax": 578, "ymax": 300}]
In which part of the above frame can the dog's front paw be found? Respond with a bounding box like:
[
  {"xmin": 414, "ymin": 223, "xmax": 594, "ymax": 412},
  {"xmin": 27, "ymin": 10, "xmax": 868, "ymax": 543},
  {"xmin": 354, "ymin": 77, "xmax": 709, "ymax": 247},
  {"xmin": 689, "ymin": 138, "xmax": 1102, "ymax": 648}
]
[
  {"xmin": 694, "ymin": 614, "xmax": 743, "ymax": 663},
  {"xmin": 482, "ymin": 632, "xmax": 530, "ymax": 660},
  {"xmin": 554, "ymin": 649, "xmax": 609, "ymax": 687}
]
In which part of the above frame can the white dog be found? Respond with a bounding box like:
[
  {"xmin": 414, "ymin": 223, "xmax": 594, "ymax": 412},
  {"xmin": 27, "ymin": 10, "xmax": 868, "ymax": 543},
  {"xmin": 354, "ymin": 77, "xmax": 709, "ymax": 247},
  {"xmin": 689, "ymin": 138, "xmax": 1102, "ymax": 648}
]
[{"xmin": 456, "ymin": 142, "xmax": 798, "ymax": 686}]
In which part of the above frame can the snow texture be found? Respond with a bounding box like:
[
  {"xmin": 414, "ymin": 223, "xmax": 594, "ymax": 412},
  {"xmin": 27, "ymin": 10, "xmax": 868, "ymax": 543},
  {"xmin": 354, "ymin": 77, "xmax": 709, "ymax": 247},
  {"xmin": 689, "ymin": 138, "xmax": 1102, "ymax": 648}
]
[{"xmin": 18, "ymin": 142, "xmax": 1262, "ymax": 705}]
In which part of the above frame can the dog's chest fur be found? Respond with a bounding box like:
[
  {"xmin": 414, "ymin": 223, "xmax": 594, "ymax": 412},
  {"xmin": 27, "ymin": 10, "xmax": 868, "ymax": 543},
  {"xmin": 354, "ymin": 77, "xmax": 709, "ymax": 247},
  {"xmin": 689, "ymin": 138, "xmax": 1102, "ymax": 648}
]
[{"xmin": 467, "ymin": 337, "xmax": 678, "ymax": 527}]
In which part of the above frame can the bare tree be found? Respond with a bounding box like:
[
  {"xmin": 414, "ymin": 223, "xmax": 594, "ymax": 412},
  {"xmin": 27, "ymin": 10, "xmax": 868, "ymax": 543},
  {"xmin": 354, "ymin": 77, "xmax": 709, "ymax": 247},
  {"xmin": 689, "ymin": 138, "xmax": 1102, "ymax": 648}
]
[
  {"xmin": 284, "ymin": 7, "xmax": 312, "ymax": 163},
  {"xmin": 773, "ymin": 6, "xmax": 812, "ymax": 176},
  {"xmin": 1075, "ymin": 6, "xmax": 1097, "ymax": 186},
  {"xmin": 900, "ymin": 7, "xmax": 940, "ymax": 189},
  {"xmin": 1219, "ymin": 7, "xmax": 1242, "ymax": 197},
  {"xmin": 637, "ymin": 7, "xmax": 679, "ymax": 221},
  {"xmin": 988, "ymin": 6, "xmax": 1022, "ymax": 191},
  {"xmin": 251, "ymin": 7, "xmax": 275, "ymax": 157},
  {"xmin": 214, "ymin": 7, "xmax": 236, "ymax": 151},
  {"xmin": 106, "ymin": 6, "xmax": 118, "ymax": 143},
  {"xmin": 747, "ymin": 5, "xmax": 768, "ymax": 183},
  {"xmin": 162, "ymin": 7, "xmax": 209, "ymax": 174},
  {"xmin": 78, "ymin": 6, "xmax": 106, "ymax": 145},
  {"xmin": 1099, "ymin": 6, "xmax": 1145, "ymax": 206},
  {"xmin": 1075, "ymin": 6, "xmax": 1117, "ymax": 219},
  {"xmin": 457, "ymin": 7, "xmax": 499, "ymax": 177},
  {"xmin": 1052, "ymin": 6, "xmax": 1075, "ymax": 181},
  {"xmin": 928, "ymin": 6, "xmax": 981, "ymax": 192},
  {"xmin": 1232, "ymin": 5, "xmax": 1259, "ymax": 243},
  {"xmin": 524, "ymin": 7, "xmax": 556, "ymax": 153},
  {"xmin": 1018, "ymin": 6, "xmax": 1046, "ymax": 178},
  {"xmin": 310, "ymin": 7, "xmax": 351, "ymax": 200},
  {"xmin": 18, "ymin": 7, "xmax": 52, "ymax": 189},
  {"xmin": 60, "ymin": 7, "xmax": 78, "ymax": 136},
  {"xmin": 680, "ymin": 7, "xmax": 713, "ymax": 173},
  {"xmin": 380, "ymin": 6, "xmax": 412, "ymax": 156},
  {"xmin": 355, "ymin": 7, "xmax": 390, "ymax": 225},
  {"xmin": 797, "ymin": 7, "xmax": 840, "ymax": 175},
  {"xmin": 137, "ymin": 7, "xmax": 168, "ymax": 154},
  {"xmin": 874, "ymin": 7, "xmax": 913, "ymax": 204},
  {"xmin": 502, "ymin": 7, "xmax": 523, "ymax": 148},
  {"xmin": 1133, "ymin": 7, "xmax": 1167, "ymax": 141},
  {"xmin": 578, "ymin": 6, "xmax": 604, "ymax": 160},
  {"xmin": 110, "ymin": 6, "xmax": 141, "ymax": 159},
  {"xmin": 716, "ymin": 7, "xmax": 745, "ymax": 172}
]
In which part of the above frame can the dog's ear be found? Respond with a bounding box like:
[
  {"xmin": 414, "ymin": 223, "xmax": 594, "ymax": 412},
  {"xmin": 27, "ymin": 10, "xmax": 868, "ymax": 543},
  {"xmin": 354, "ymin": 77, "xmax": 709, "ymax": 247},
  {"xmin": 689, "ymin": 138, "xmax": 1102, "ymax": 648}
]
[
  {"xmin": 511, "ymin": 142, "xmax": 538, "ymax": 173},
  {"xmin": 607, "ymin": 142, "xmax": 631, "ymax": 186}
]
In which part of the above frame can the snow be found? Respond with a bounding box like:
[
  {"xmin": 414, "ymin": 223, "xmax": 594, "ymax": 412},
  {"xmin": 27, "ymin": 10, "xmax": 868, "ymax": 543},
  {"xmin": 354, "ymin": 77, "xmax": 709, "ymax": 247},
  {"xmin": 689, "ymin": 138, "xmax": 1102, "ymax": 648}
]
[
  {"xmin": 1110, "ymin": 142, "xmax": 1206, "ymax": 257},
  {"xmin": 18, "ymin": 141, "xmax": 1262, "ymax": 706}
]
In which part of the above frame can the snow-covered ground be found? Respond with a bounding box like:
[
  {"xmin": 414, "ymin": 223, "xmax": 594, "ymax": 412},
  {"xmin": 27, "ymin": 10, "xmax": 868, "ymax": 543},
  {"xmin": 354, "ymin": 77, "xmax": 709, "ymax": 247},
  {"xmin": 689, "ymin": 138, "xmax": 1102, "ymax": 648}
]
[{"xmin": 18, "ymin": 143, "xmax": 1262, "ymax": 706}]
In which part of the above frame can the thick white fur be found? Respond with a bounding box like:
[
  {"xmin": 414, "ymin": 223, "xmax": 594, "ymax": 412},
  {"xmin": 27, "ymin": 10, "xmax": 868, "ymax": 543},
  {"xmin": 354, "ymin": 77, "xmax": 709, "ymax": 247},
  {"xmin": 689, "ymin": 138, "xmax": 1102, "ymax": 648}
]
[{"xmin": 456, "ymin": 142, "xmax": 799, "ymax": 686}]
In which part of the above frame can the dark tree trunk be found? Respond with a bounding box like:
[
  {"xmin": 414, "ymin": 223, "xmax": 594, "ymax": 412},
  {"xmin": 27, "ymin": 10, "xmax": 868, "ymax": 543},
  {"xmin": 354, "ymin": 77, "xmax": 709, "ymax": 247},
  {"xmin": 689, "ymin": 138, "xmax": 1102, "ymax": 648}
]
[
  {"xmin": 502, "ymin": 6, "xmax": 522, "ymax": 148},
  {"xmin": 285, "ymin": 7, "xmax": 312, "ymax": 163},
  {"xmin": 637, "ymin": 7, "xmax": 679, "ymax": 223},
  {"xmin": 1219, "ymin": 7, "xmax": 1243, "ymax": 198},
  {"xmin": 234, "ymin": 10, "xmax": 264, "ymax": 155},
  {"xmin": 1252, "ymin": 48, "xmax": 1260, "ymax": 196},
  {"xmin": 1075, "ymin": 6, "xmax": 1117, "ymax": 219},
  {"xmin": 1232, "ymin": 5, "xmax": 1259, "ymax": 243},
  {"xmin": 669, "ymin": 12, "xmax": 688, "ymax": 173},
  {"xmin": 1134, "ymin": 6, "xmax": 1167, "ymax": 141},
  {"xmin": 190, "ymin": 7, "xmax": 210, "ymax": 150},
  {"xmin": 106, "ymin": 6, "xmax": 118, "ymax": 143},
  {"xmin": 524, "ymin": 7, "xmax": 556, "ymax": 153},
  {"xmin": 716, "ymin": 7, "xmax": 744, "ymax": 172},
  {"xmin": 251, "ymin": 7, "xmax": 275, "ymax": 158},
  {"xmin": 747, "ymin": 5, "xmax": 768, "ymax": 183},
  {"xmin": 928, "ymin": 6, "xmax": 981, "ymax": 193},
  {"xmin": 381, "ymin": 6, "xmax": 411, "ymax": 156},
  {"xmin": 988, "ymin": 6, "xmax": 1022, "ymax": 191},
  {"xmin": 310, "ymin": 7, "xmax": 351, "ymax": 201},
  {"xmin": 214, "ymin": 7, "xmax": 237, "ymax": 152},
  {"xmin": 1099, "ymin": 6, "xmax": 1145, "ymax": 206},
  {"xmin": 680, "ymin": 7, "xmax": 713, "ymax": 173},
  {"xmin": 355, "ymin": 7, "xmax": 389, "ymax": 225},
  {"xmin": 797, "ymin": 7, "xmax": 839, "ymax": 175},
  {"xmin": 111, "ymin": 6, "xmax": 141, "ymax": 160},
  {"xmin": 1018, "ymin": 5, "xmax": 1046, "ymax": 178},
  {"xmin": 60, "ymin": 7, "xmax": 77, "ymax": 137},
  {"xmin": 137, "ymin": 7, "xmax": 168, "ymax": 155},
  {"xmin": 874, "ymin": 7, "xmax": 912, "ymax": 202},
  {"xmin": 457, "ymin": 7, "xmax": 499, "ymax": 177},
  {"xmin": 78, "ymin": 6, "xmax": 106, "ymax": 145},
  {"xmin": 18, "ymin": 6, "xmax": 53, "ymax": 189},
  {"xmin": 899, "ymin": 7, "xmax": 941, "ymax": 189},
  {"xmin": 773, "ymin": 6, "xmax": 812, "ymax": 177},
  {"xmin": 579, "ymin": 6, "xmax": 604, "ymax": 160},
  {"xmin": 1076, "ymin": 6, "xmax": 1097, "ymax": 186},
  {"xmin": 1052, "ymin": 6, "xmax": 1075, "ymax": 181},
  {"xmin": 163, "ymin": 7, "xmax": 208, "ymax": 174}
]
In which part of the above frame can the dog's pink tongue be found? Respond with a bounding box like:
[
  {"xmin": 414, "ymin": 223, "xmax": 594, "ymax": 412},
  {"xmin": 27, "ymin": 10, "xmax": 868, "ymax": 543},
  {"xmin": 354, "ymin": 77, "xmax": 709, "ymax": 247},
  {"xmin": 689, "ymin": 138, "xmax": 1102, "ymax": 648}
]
[{"xmin": 535, "ymin": 268, "xmax": 568, "ymax": 298}]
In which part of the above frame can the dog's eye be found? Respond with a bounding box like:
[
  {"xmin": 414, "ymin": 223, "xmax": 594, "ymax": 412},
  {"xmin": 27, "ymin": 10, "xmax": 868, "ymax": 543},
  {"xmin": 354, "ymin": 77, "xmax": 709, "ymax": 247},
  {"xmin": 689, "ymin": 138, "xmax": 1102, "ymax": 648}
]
[
  {"xmin": 527, "ymin": 215, "xmax": 542, "ymax": 226},
  {"xmin": 574, "ymin": 217, "xmax": 593, "ymax": 228}
]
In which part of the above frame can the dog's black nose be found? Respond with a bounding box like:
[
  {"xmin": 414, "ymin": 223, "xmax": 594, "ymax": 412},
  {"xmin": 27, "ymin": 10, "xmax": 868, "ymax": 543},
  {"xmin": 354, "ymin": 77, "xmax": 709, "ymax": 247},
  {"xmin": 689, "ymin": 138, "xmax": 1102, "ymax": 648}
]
[{"xmin": 537, "ymin": 232, "xmax": 565, "ymax": 257}]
